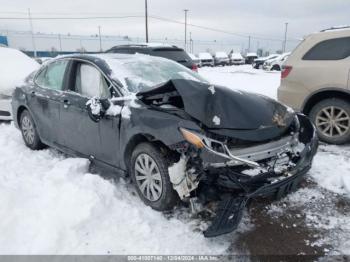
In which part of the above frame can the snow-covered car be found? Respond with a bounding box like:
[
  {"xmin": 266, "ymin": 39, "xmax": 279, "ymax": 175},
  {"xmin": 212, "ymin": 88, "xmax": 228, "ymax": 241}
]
[
  {"xmin": 0, "ymin": 47, "xmax": 39, "ymax": 120},
  {"xmin": 229, "ymin": 52, "xmax": 245, "ymax": 65},
  {"xmin": 188, "ymin": 53, "xmax": 201, "ymax": 67},
  {"xmin": 12, "ymin": 54, "xmax": 318, "ymax": 237},
  {"xmin": 245, "ymin": 52, "xmax": 258, "ymax": 64},
  {"xmin": 263, "ymin": 52, "xmax": 291, "ymax": 71},
  {"xmin": 252, "ymin": 54, "xmax": 279, "ymax": 69},
  {"xmin": 213, "ymin": 51, "xmax": 230, "ymax": 66},
  {"xmin": 198, "ymin": 52, "xmax": 214, "ymax": 67}
]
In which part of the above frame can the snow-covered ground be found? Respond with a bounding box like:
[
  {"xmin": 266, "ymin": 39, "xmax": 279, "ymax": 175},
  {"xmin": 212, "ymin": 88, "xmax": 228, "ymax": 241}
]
[{"xmin": 0, "ymin": 64, "xmax": 349, "ymax": 255}]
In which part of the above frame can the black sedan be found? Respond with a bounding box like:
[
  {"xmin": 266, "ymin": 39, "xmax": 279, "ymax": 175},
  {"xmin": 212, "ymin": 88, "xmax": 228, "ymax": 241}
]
[{"xmin": 11, "ymin": 54, "xmax": 318, "ymax": 237}]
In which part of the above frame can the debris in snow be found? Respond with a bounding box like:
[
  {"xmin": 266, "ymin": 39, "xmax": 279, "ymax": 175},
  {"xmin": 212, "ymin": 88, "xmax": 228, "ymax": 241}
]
[
  {"xmin": 212, "ymin": 116, "xmax": 221, "ymax": 126},
  {"xmin": 208, "ymin": 85, "xmax": 215, "ymax": 94},
  {"xmin": 86, "ymin": 97, "xmax": 102, "ymax": 116}
]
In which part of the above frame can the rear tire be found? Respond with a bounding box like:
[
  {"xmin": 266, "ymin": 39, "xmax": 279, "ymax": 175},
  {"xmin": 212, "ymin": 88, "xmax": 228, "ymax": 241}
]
[
  {"xmin": 19, "ymin": 110, "xmax": 45, "ymax": 150},
  {"xmin": 271, "ymin": 65, "xmax": 281, "ymax": 71},
  {"xmin": 309, "ymin": 98, "xmax": 350, "ymax": 144},
  {"xmin": 130, "ymin": 142, "xmax": 179, "ymax": 211}
]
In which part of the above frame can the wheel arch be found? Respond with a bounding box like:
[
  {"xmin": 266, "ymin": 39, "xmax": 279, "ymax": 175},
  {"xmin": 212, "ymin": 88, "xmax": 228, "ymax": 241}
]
[
  {"xmin": 123, "ymin": 133, "xmax": 174, "ymax": 174},
  {"xmin": 16, "ymin": 105, "xmax": 29, "ymax": 127},
  {"xmin": 302, "ymin": 88, "xmax": 350, "ymax": 115}
]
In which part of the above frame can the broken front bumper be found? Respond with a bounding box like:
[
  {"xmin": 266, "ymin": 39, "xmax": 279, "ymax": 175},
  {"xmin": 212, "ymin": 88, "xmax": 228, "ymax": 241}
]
[{"xmin": 202, "ymin": 114, "xmax": 318, "ymax": 237}]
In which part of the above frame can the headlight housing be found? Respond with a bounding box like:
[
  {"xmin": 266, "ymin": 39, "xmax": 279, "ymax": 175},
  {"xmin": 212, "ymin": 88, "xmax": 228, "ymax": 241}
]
[{"xmin": 179, "ymin": 128, "xmax": 205, "ymax": 149}]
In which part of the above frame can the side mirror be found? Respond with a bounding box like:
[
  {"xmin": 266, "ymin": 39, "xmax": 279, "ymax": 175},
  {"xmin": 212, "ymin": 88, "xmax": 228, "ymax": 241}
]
[{"xmin": 86, "ymin": 97, "xmax": 111, "ymax": 122}]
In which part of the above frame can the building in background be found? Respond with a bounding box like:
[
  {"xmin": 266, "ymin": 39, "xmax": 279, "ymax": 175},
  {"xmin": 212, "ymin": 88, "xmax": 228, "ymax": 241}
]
[{"xmin": 0, "ymin": 35, "xmax": 8, "ymax": 46}]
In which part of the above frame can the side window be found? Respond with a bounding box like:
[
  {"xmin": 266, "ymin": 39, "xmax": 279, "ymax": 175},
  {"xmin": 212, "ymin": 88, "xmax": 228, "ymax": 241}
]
[
  {"xmin": 75, "ymin": 64, "xmax": 110, "ymax": 98},
  {"xmin": 303, "ymin": 37, "xmax": 350, "ymax": 60},
  {"xmin": 36, "ymin": 60, "xmax": 68, "ymax": 90}
]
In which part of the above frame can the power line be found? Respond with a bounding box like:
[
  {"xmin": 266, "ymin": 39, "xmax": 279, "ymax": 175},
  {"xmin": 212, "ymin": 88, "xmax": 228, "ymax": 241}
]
[{"xmin": 0, "ymin": 13, "xmax": 300, "ymax": 43}]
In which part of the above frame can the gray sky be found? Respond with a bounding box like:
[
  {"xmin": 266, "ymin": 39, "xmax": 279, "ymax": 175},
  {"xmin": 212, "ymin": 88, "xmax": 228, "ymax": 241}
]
[{"xmin": 0, "ymin": 0, "xmax": 349, "ymax": 53}]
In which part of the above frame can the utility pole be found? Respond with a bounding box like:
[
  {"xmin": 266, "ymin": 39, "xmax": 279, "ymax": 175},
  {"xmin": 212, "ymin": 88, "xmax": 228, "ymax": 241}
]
[
  {"xmin": 283, "ymin": 22, "xmax": 289, "ymax": 52},
  {"xmin": 98, "ymin": 25, "xmax": 102, "ymax": 51},
  {"xmin": 145, "ymin": 0, "xmax": 149, "ymax": 43},
  {"xmin": 189, "ymin": 32, "xmax": 192, "ymax": 53},
  {"xmin": 58, "ymin": 34, "xmax": 62, "ymax": 52},
  {"xmin": 184, "ymin": 9, "xmax": 189, "ymax": 51},
  {"xmin": 248, "ymin": 36, "xmax": 251, "ymax": 52},
  {"xmin": 28, "ymin": 8, "xmax": 37, "ymax": 58}
]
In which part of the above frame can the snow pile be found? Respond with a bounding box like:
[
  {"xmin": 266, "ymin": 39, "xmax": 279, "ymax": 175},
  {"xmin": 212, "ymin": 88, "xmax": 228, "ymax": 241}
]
[
  {"xmin": 310, "ymin": 145, "xmax": 350, "ymax": 196},
  {"xmin": 0, "ymin": 123, "xmax": 229, "ymax": 254},
  {"xmin": 0, "ymin": 47, "xmax": 39, "ymax": 95}
]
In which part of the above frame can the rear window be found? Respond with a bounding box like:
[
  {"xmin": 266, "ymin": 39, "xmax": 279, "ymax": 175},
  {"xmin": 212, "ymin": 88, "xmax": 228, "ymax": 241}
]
[
  {"xmin": 151, "ymin": 49, "xmax": 191, "ymax": 62},
  {"xmin": 303, "ymin": 37, "xmax": 350, "ymax": 60}
]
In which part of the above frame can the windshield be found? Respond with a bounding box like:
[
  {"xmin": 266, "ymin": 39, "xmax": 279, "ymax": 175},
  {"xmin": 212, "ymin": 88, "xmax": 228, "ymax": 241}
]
[{"xmin": 104, "ymin": 55, "xmax": 208, "ymax": 93}]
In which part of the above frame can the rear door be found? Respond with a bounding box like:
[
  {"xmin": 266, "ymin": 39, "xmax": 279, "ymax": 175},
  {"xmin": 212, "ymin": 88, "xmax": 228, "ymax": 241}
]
[
  {"xmin": 59, "ymin": 60, "xmax": 121, "ymax": 166},
  {"xmin": 29, "ymin": 59, "xmax": 69, "ymax": 145}
]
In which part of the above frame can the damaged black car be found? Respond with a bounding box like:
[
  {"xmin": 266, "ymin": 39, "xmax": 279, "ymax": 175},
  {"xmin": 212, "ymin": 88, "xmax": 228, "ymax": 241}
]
[{"xmin": 11, "ymin": 54, "xmax": 318, "ymax": 237}]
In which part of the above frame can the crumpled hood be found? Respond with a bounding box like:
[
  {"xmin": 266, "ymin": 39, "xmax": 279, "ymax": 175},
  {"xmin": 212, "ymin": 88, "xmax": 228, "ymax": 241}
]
[{"xmin": 137, "ymin": 79, "xmax": 295, "ymax": 130}]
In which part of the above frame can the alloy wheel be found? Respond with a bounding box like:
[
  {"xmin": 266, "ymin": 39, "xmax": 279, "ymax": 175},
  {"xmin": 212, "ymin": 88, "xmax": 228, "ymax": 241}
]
[
  {"xmin": 315, "ymin": 106, "xmax": 350, "ymax": 138},
  {"xmin": 134, "ymin": 153, "xmax": 163, "ymax": 202},
  {"xmin": 21, "ymin": 115, "xmax": 35, "ymax": 145}
]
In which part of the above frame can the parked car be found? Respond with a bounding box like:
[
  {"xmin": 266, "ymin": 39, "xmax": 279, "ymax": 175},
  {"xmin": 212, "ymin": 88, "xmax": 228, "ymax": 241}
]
[
  {"xmin": 106, "ymin": 43, "xmax": 198, "ymax": 72},
  {"xmin": 0, "ymin": 47, "xmax": 39, "ymax": 121},
  {"xmin": 198, "ymin": 52, "xmax": 214, "ymax": 67},
  {"xmin": 229, "ymin": 52, "xmax": 245, "ymax": 65},
  {"xmin": 12, "ymin": 54, "xmax": 317, "ymax": 237},
  {"xmin": 188, "ymin": 53, "xmax": 201, "ymax": 67},
  {"xmin": 278, "ymin": 26, "xmax": 350, "ymax": 144},
  {"xmin": 213, "ymin": 51, "xmax": 230, "ymax": 66},
  {"xmin": 245, "ymin": 52, "xmax": 258, "ymax": 64},
  {"xmin": 263, "ymin": 52, "xmax": 290, "ymax": 71},
  {"xmin": 252, "ymin": 54, "xmax": 279, "ymax": 69}
]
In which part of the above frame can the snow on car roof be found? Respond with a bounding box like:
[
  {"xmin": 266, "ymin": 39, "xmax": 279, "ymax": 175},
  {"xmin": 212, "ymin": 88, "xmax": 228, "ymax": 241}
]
[
  {"xmin": 246, "ymin": 53, "xmax": 258, "ymax": 57},
  {"xmin": 198, "ymin": 53, "xmax": 213, "ymax": 59},
  {"xmin": 230, "ymin": 53, "xmax": 243, "ymax": 59},
  {"xmin": 0, "ymin": 47, "xmax": 39, "ymax": 95},
  {"xmin": 215, "ymin": 52, "xmax": 228, "ymax": 58}
]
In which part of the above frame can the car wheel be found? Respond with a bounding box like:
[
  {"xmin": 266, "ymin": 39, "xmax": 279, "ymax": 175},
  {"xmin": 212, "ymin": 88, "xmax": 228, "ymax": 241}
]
[
  {"xmin": 309, "ymin": 98, "xmax": 350, "ymax": 144},
  {"xmin": 130, "ymin": 142, "xmax": 179, "ymax": 211},
  {"xmin": 271, "ymin": 65, "xmax": 280, "ymax": 71},
  {"xmin": 20, "ymin": 110, "xmax": 45, "ymax": 150}
]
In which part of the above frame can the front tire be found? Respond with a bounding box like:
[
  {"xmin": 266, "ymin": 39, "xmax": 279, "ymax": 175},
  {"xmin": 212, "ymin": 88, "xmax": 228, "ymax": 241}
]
[
  {"xmin": 130, "ymin": 142, "xmax": 179, "ymax": 211},
  {"xmin": 309, "ymin": 98, "xmax": 350, "ymax": 144},
  {"xmin": 20, "ymin": 110, "xmax": 45, "ymax": 150}
]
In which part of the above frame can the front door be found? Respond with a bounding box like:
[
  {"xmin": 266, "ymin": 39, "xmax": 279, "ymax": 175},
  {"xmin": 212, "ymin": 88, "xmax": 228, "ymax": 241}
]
[{"xmin": 59, "ymin": 61, "xmax": 121, "ymax": 166}]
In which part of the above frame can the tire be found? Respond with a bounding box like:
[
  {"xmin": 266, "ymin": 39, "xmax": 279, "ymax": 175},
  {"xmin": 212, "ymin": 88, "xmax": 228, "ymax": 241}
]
[
  {"xmin": 271, "ymin": 65, "xmax": 281, "ymax": 71},
  {"xmin": 309, "ymin": 98, "xmax": 350, "ymax": 144},
  {"xmin": 19, "ymin": 110, "xmax": 45, "ymax": 150},
  {"xmin": 130, "ymin": 142, "xmax": 179, "ymax": 211}
]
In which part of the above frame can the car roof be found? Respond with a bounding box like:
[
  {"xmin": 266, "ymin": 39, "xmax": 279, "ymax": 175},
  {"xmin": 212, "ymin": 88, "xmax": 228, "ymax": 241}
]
[{"xmin": 107, "ymin": 43, "xmax": 184, "ymax": 51}]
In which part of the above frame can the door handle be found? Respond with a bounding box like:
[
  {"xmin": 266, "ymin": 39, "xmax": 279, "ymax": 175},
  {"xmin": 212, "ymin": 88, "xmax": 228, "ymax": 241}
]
[
  {"xmin": 62, "ymin": 99, "xmax": 71, "ymax": 108},
  {"xmin": 30, "ymin": 91, "xmax": 36, "ymax": 97}
]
